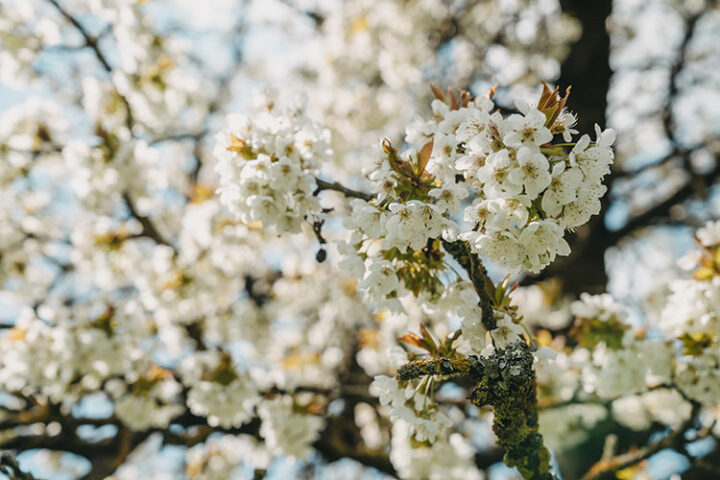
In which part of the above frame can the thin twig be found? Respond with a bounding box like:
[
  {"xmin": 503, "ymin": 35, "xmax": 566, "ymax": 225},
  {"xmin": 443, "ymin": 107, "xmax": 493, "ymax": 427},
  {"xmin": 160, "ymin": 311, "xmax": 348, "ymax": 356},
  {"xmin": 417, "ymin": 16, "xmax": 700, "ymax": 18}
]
[
  {"xmin": 581, "ymin": 407, "xmax": 708, "ymax": 480},
  {"xmin": 45, "ymin": 0, "xmax": 134, "ymax": 131},
  {"xmin": 43, "ymin": 3, "xmax": 184, "ymax": 257},
  {"xmin": 123, "ymin": 193, "xmax": 174, "ymax": 249},
  {"xmin": 46, "ymin": 0, "xmax": 111, "ymax": 70},
  {"xmin": 0, "ymin": 453, "xmax": 39, "ymax": 480},
  {"xmin": 276, "ymin": 0, "xmax": 324, "ymax": 26},
  {"xmin": 314, "ymin": 178, "xmax": 376, "ymax": 201}
]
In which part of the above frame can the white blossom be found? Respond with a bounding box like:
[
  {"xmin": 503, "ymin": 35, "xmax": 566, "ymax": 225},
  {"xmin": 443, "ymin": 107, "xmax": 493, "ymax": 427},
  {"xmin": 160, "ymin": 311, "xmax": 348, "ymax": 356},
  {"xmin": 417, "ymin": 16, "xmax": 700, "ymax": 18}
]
[
  {"xmin": 257, "ymin": 396, "xmax": 325, "ymax": 459},
  {"xmin": 503, "ymin": 100, "xmax": 554, "ymax": 148},
  {"xmin": 490, "ymin": 313, "xmax": 525, "ymax": 348},
  {"xmin": 214, "ymin": 96, "xmax": 330, "ymax": 234},
  {"xmin": 697, "ymin": 220, "xmax": 720, "ymax": 247}
]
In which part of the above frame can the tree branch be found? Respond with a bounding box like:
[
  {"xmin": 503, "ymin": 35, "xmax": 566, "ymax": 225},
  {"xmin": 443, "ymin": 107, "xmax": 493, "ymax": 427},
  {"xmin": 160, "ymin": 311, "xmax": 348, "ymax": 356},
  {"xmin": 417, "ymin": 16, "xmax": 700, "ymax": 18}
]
[
  {"xmin": 0, "ymin": 453, "xmax": 38, "ymax": 480},
  {"xmin": 580, "ymin": 412, "xmax": 710, "ymax": 480},
  {"xmin": 276, "ymin": 0, "xmax": 324, "ymax": 26},
  {"xmin": 44, "ymin": 1, "xmax": 178, "ymax": 255},
  {"xmin": 610, "ymin": 159, "xmax": 720, "ymax": 243},
  {"xmin": 662, "ymin": 10, "xmax": 703, "ymax": 150},
  {"xmin": 441, "ymin": 240, "xmax": 496, "ymax": 330},
  {"xmin": 45, "ymin": 0, "xmax": 134, "ymax": 131},
  {"xmin": 123, "ymin": 192, "xmax": 174, "ymax": 249},
  {"xmin": 314, "ymin": 179, "xmax": 376, "ymax": 201},
  {"xmin": 46, "ymin": 0, "xmax": 111, "ymax": 71}
]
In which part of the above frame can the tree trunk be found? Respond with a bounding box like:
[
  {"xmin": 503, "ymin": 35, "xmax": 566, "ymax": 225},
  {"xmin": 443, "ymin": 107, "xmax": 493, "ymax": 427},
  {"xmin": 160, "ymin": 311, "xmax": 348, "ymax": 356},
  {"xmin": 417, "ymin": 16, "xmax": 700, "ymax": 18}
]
[{"xmin": 538, "ymin": 0, "xmax": 614, "ymax": 296}]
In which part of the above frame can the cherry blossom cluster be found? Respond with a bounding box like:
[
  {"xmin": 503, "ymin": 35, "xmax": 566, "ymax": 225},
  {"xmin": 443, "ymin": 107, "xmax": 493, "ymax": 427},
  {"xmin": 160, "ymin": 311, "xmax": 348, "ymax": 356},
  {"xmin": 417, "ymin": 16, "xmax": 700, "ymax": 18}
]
[
  {"xmin": 108, "ymin": 370, "xmax": 186, "ymax": 431},
  {"xmin": 361, "ymin": 222, "xmax": 720, "ymax": 473},
  {"xmin": 533, "ymin": 294, "xmax": 682, "ymax": 446},
  {"xmin": 370, "ymin": 374, "xmax": 452, "ymax": 443},
  {"xmin": 179, "ymin": 351, "xmax": 259, "ymax": 428},
  {"xmin": 185, "ymin": 434, "xmax": 269, "ymax": 478},
  {"xmin": 532, "ymin": 226, "xmax": 720, "ymax": 448},
  {"xmin": 214, "ymin": 93, "xmax": 332, "ymax": 234},
  {"xmin": 419, "ymin": 86, "xmax": 615, "ymax": 272},
  {"xmin": 0, "ymin": 307, "xmax": 133, "ymax": 406},
  {"xmin": 661, "ymin": 221, "xmax": 720, "ymax": 337},
  {"xmin": 0, "ymin": 0, "xmax": 61, "ymax": 87},
  {"xmin": 658, "ymin": 221, "xmax": 720, "ymax": 404},
  {"xmin": 3, "ymin": 0, "xmax": 720, "ymax": 478},
  {"xmin": 389, "ymin": 421, "xmax": 484, "ymax": 480},
  {"xmin": 369, "ymin": 359, "xmax": 486, "ymax": 480},
  {"xmin": 257, "ymin": 395, "xmax": 325, "ymax": 459},
  {"xmin": 335, "ymin": 85, "xmax": 615, "ymax": 327},
  {"xmin": 280, "ymin": 0, "xmax": 580, "ymax": 173}
]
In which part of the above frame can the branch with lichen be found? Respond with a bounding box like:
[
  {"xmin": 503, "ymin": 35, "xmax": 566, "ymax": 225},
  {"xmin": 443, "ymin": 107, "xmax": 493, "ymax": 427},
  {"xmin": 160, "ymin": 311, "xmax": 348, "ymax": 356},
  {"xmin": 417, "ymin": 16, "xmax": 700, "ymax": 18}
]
[
  {"xmin": 442, "ymin": 239, "xmax": 497, "ymax": 330},
  {"xmin": 397, "ymin": 356, "xmax": 483, "ymax": 381},
  {"xmin": 397, "ymin": 342, "xmax": 558, "ymax": 480},
  {"xmin": 469, "ymin": 342, "xmax": 556, "ymax": 480}
]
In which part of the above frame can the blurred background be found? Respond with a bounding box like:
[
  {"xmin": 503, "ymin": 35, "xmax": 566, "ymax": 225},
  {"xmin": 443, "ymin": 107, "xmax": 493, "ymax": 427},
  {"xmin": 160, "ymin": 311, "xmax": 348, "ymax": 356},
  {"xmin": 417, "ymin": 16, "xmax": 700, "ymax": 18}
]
[{"xmin": 0, "ymin": 0, "xmax": 719, "ymax": 479}]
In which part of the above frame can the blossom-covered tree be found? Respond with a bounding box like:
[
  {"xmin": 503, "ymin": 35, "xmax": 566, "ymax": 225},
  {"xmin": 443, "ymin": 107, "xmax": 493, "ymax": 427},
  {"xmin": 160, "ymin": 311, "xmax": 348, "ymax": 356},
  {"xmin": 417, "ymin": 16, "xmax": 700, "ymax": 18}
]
[{"xmin": 1, "ymin": 0, "xmax": 719, "ymax": 479}]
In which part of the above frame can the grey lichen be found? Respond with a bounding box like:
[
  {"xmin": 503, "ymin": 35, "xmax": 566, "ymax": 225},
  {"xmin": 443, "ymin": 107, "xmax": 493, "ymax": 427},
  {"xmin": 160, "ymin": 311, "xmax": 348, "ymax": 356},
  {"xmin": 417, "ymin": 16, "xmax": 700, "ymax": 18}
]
[{"xmin": 397, "ymin": 341, "xmax": 557, "ymax": 480}]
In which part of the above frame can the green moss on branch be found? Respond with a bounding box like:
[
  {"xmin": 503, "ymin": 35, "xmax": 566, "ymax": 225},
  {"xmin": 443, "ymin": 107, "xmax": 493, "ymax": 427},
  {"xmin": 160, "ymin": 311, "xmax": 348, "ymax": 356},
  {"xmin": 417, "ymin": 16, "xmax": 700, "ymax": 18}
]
[
  {"xmin": 469, "ymin": 342, "xmax": 556, "ymax": 480},
  {"xmin": 397, "ymin": 342, "xmax": 557, "ymax": 480}
]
